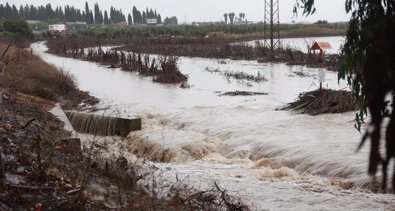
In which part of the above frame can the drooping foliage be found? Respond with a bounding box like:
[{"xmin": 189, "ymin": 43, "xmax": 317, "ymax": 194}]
[{"xmin": 295, "ymin": 0, "xmax": 395, "ymax": 191}]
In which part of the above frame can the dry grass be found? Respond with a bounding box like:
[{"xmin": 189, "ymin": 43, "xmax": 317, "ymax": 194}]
[
  {"xmin": 1, "ymin": 45, "xmax": 75, "ymax": 100},
  {"xmin": 0, "ymin": 43, "xmax": 98, "ymax": 108}
]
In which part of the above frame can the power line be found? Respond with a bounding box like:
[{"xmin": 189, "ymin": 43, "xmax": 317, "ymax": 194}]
[{"xmin": 264, "ymin": 0, "xmax": 280, "ymax": 51}]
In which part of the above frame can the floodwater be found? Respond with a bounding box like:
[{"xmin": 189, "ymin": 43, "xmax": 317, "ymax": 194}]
[
  {"xmin": 242, "ymin": 36, "xmax": 345, "ymax": 54},
  {"xmin": 32, "ymin": 38, "xmax": 394, "ymax": 210}
]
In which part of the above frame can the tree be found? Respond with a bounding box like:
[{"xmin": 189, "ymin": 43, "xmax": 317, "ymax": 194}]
[
  {"xmin": 128, "ymin": 13, "xmax": 132, "ymax": 26},
  {"xmin": 239, "ymin": 13, "xmax": 245, "ymax": 23},
  {"xmin": 104, "ymin": 11, "xmax": 109, "ymax": 25},
  {"xmin": 224, "ymin": 13, "xmax": 228, "ymax": 24},
  {"xmin": 295, "ymin": 0, "xmax": 395, "ymax": 191},
  {"xmin": 132, "ymin": 6, "xmax": 143, "ymax": 24},
  {"xmin": 228, "ymin": 12, "xmax": 235, "ymax": 24},
  {"xmin": 163, "ymin": 16, "xmax": 178, "ymax": 26},
  {"xmin": 19, "ymin": 5, "xmax": 24, "ymax": 19},
  {"xmin": 142, "ymin": 11, "xmax": 146, "ymax": 24},
  {"xmin": 94, "ymin": 3, "xmax": 103, "ymax": 24},
  {"xmin": 85, "ymin": 1, "xmax": 90, "ymax": 23}
]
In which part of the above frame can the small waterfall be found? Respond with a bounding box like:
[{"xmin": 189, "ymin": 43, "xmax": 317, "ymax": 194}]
[{"xmin": 65, "ymin": 111, "xmax": 141, "ymax": 137}]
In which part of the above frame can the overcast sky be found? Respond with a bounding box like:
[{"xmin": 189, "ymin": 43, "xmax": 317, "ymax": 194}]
[{"xmin": 3, "ymin": 0, "xmax": 350, "ymax": 23}]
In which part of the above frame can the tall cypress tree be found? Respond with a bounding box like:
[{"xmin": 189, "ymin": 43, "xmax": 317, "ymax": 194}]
[
  {"xmin": 128, "ymin": 13, "xmax": 132, "ymax": 26},
  {"xmin": 85, "ymin": 1, "xmax": 90, "ymax": 23},
  {"xmin": 104, "ymin": 10, "xmax": 109, "ymax": 25}
]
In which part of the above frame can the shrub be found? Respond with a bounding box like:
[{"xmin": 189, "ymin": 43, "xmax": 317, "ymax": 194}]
[{"xmin": 2, "ymin": 20, "xmax": 34, "ymax": 39}]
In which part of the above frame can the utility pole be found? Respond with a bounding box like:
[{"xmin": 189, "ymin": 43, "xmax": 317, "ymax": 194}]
[{"xmin": 264, "ymin": 0, "xmax": 280, "ymax": 51}]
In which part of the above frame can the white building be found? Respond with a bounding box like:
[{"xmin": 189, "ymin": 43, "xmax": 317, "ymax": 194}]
[
  {"xmin": 147, "ymin": 18, "xmax": 158, "ymax": 25},
  {"xmin": 48, "ymin": 24, "xmax": 68, "ymax": 33}
]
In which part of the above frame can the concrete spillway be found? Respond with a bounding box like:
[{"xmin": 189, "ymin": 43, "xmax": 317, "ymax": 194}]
[{"xmin": 65, "ymin": 111, "xmax": 141, "ymax": 137}]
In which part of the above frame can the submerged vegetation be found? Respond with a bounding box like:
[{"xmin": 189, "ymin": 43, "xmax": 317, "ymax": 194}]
[
  {"xmin": 204, "ymin": 66, "xmax": 267, "ymax": 84},
  {"xmin": 220, "ymin": 91, "xmax": 268, "ymax": 96},
  {"xmin": 46, "ymin": 38, "xmax": 188, "ymax": 84},
  {"xmin": 46, "ymin": 36, "xmax": 340, "ymax": 72},
  {"xmin": 223, "ymin": 71, "xmax": 267, "ymax": 83}
]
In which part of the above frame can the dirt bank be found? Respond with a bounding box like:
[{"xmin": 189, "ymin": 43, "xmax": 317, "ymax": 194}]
[
  {"xmin": 0, "ymin": 92, "xmax": 189, "ymax": 210},
  {"xmin": 0, "ymin": 42, "xmax": 98, "ymax": 110}
]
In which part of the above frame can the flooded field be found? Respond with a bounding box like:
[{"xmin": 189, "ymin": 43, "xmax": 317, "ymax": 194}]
[
  {"xmin": 242, "ymin": 36, "xmax": 345, "ymax": 54},
  {"xmin": 32, "ymin": 38, "xmax": 394, "ymax": 210}
]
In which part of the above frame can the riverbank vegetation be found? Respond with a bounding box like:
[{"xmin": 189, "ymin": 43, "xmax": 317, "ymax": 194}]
[
  {"xmin": 46, "ymin": 36, "xmax": 340, "ymax": 72},
  {"xmin": 0, "ymin": 42, "xmax": 98, "ymax": 109},
  {"xmin": 46, "ymin": 39, "xmax": 188, "ymax": 84}
]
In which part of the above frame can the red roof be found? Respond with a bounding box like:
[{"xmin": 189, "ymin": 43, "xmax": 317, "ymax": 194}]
[{"xmin": 310, "ymin": 42, "xmax": 332, "ymax": 50}]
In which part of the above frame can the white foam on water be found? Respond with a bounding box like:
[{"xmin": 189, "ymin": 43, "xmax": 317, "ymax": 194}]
[{"xmin": 124, "ymin": 125, "xmax": 221, "ymax": 163}]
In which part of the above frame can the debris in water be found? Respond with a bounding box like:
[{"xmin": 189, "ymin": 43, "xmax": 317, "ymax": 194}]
[
  {"xmin": 282, "ymin": 89, "xmax": 358, "ymax": 115},
  {"xmin": 220, "ymin": 91, "xmax": 268, "ymax": 96},
  {"xmin": 179, "ymin": 182, "xmax": 250, "ymax": 211},
  {"xmin": 292, "ymin": 70, "xmax": 312, "ymax": 77},
  {"xmin": 204, "ymin": 66, "xmax": 221, "ymax": 73},
  {"xmin": 223, "ymin": 71, "xmax": 267, "ymax": 83}
]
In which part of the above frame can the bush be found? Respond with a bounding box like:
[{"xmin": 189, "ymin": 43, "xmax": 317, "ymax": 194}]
[{"xmin": 2, "ymin": 20, "xmax": 34, "ymax": 39}]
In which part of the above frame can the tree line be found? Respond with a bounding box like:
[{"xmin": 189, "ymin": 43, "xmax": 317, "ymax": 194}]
[
  {"xmin": 131, "ymin": 6, "xmax": 162, "ymax": 25},
  {"xmin": 223, "ymin": 13, "xmax": 247, "ymax": 25},
  {"xmin": 0, "ymin": 2, "xmax": 177, "ymax": 26}
]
